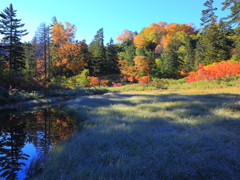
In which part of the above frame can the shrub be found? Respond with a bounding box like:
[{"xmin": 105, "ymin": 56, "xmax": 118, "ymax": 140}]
[
  {"xmin": 187, "ymin": 60, "xmax": 240, "ymax": 82},
  {"xmin": 88, "ymin": 76, "xmax": 101, "ymax": 86},
  {"xmin": 74, "ymin": 69, "xmax": 90, "ymax": 87},
  {"xmin": 138, "ymin": 76, "xmax": 150, "ymax": 84},
  {"xmin": 112, "ymin": 82, "xmax": 122, "ymax": 87}
]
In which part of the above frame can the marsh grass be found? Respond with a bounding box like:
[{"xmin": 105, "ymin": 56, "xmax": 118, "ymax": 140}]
[{"xmin": 32, "ymin": 89, "xmax": 240, "ymax": 180}]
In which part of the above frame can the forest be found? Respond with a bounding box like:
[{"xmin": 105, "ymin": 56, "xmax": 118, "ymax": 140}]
[
  {"xmin": 0, "ymin": 0, "xmax": 239, "ymax": 102},
  {"xmin": 1, "ymin": 1, "xmax": 240, "ymax": 179}
]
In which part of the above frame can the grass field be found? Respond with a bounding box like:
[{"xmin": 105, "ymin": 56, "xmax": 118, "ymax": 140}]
[{"xmin": 31, "ymin": 88, "xmax": 240, "ymax": 180}]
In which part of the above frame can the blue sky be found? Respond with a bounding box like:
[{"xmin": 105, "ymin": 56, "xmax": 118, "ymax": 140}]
[{"xmin": 0, "ymin": 0, "xmax": 230, "ymax": 44}]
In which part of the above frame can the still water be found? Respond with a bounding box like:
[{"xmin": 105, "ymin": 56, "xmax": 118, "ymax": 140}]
[{"xmin": 0, "ymin": 107, "xmax": 76, "ymax": 180}]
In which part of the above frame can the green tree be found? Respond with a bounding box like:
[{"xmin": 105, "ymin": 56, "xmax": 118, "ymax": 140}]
[
  {"xmin": 0, "ymin": 3, "xmax": 28, "ymax": 70},
  {"xmin": 23, "ymin": 41, "xmax": 37, "ymax": 77},
  {"xmin": 118, "ymin": 39, "xmax": 136, "ymax": 66},
  {"xmin": 201, "ymin": 0, "xmax": 218, "ymax": 29},
  {"xmin": 196, "ymin": 0, "xmax": 231, "ymax": 65},
  {"xmin": 221, "ymin": 0, "xmax": 240, "ymax": 27},
  {"xmin": 106, "ymin": 38, "xmax": 120, "ymax": 74},
  {"xmin": 221, "ymin": 0, "xmax": 240, "ymax": 61},
  {"xmin": 88, "ymin": 28, "xmax": 106, "ymax": 76},
  {"xmin": 161, "ymin": 38, "xmax": 183, "ymax": 77}
]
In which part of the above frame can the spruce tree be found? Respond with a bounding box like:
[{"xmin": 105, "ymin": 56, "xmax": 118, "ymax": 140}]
[
  {"xmin": 0, "ymin": 3, "xmax": 28, "ymax": 70},
  {"xmin": 221, "ymin": 0, "xmax": 240, "ymax": 61},
  {"xmin": 88, "ymin": 28, "xmax": 106, "ymax": 76},
  {"xmin": 118, "ymin": 39, "xmax": 136, "ymax": 66},
  {"xmin": 161, "ymin": 38, "xmax": 183, "ymax": 78},
  {"xmin": 23, "ymin": 41, "xmax": 37, "ymax": 77},
  {"xmin": 196, "ymin": 0, "xmax": 231, "ymax": 65},
  {"xmin": 221, "ymin": 0, "xmax": 240, "ymax": 28},
  {"xmin": 106, "ymin": 38, "xmax": 120, "ymax": 74}
]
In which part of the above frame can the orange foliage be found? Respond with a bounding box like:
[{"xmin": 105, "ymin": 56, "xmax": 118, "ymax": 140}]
[
  {"xmin": 51, "ymin": 22, "xmax": 87, "ymax": 73},
  {"xmin": 134, "ymin": 56, "xmax": 152, "ymax": 75},
  {"xmin": 101, "ymin": 80, "xmax": 109, "ymax": 86},
  {"xmin": 138, "ymin": 76, "xmax": 150, "ymax": 84},
  {"xmin": 88, "ymin": 76, "xmax": 101, "ymax": 86},
  {"xmin": 116, "ymin": 29, "xmax": 134, "ymax": 42},
  {"xmin": 133, "ymin": 34, "xmax": 147, "ymax": 47},
  {"xmin": 165, "ymin": 23, "xmax": 196, "ymax": 35},
  {"xmin": 187, "ymin": 60, "xmax": 240, "ymax": 82},
  {"xmin": 133, "ymin": 21, "xmax": 196, "ymax": 49},
  {"xmin": 36, "ymin": 59, "xmax": 44, "ymax": 72},
  {"xmin": 118, "ymin": 60, "xmax": 138, "ymax": 77}
]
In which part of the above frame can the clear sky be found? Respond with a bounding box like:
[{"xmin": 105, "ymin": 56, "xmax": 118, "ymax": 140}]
[{"xmin": 0, "ymin": 0, "xmax": 230, "ymax": 44}]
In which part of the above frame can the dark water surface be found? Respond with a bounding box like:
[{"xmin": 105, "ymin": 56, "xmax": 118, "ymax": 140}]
[{"xmin": 0, "ymin": 106, "xmax": 76, "ymax": 180}]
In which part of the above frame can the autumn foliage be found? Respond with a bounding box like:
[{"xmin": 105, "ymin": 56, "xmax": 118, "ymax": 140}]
[
  {"xmin": 88, "ymin": 76, "xmax": 101, "ymax": 86},
  {"xmin": 187, "ymin": 60, "xmax": 240, "ymax": 82},
  {"xmin": 116, "ymin": 29, "xmax": 135, "ymax": 42},
  {"xmin": 133, "ymin": 22, "xmax": 196, "ymax": 49},
  {"xmin": 51, "ymin": 22, "xmax": 87, "ymax": 74},
  {"xmin": 138, "ymin": 76, "xmax": 150, "ymax": 84}
]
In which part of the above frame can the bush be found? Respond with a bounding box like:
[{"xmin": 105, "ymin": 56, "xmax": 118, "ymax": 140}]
[
  {"xmin": 187, "ymin": 60, "xmax": 240, "ymax": 82},
  {"xmin": 74, "ymin": 69, "xmax": 90, "ymax": 87},
  {"xmin": 138, "ymin": 76, "xmax": 150, "ymax": 85}
]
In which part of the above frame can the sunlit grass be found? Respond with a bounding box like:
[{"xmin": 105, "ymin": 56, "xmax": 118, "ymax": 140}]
[{"xmin": 32, "ymin": 89, "xmax": 240, "ymax": 180}]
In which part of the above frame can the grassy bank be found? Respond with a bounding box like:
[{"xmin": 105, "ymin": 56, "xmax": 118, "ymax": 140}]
[{"xmin": 31, "ymin": 89, "xmax": 240, "ymax": 180}]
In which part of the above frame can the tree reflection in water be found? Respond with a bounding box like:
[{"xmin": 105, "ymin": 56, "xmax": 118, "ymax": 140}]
[{"xmin": 0, "ymin": 108, "xmax": 76, "ymax": 180}]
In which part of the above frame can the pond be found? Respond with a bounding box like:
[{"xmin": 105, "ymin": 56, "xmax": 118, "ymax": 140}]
[{"xmin": 0, "ymin": 106, "xmax": 76, "ymax": 180}]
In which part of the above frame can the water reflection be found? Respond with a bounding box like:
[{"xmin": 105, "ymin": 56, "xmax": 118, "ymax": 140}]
[{"xmin": 0, "ymin": 108, "xmax": 76, "ymax": 180}]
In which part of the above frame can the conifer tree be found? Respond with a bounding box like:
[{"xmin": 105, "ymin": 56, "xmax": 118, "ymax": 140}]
[
  {"xmin": 221, "ymin": 0, "xmax": 240, "ymax": 27},
  {"xmin": 118, "ymin": 39, "xmax": 136, "ymax": 66},
  {"xmin": 221, "ymin": 0, "xmax": 240, "ymax": 61},
  {"xmin": 23, "ymin": 41, "xmax": 37, "ymax": 77},
  {"xmin": 161, "ymin": 38, "xmax": 183, "ymax": 77},
  {"xmin": 88, "ymin": 28, "xmax": 106, "ymax": 76},
  {"xmin": 196, "ymin": 0, "xmax": 231, "ymax": 65},
  {"xmin": 106, "ymin": 38, "xmax": 120, "ymax": 74},
  {"xmin": 0, "ymin": 3, "xmax": 28, "ymax": 70}
]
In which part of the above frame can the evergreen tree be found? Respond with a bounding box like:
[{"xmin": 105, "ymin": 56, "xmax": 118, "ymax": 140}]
[
  {"xmin": 201, "ymin": 0, "xmax": 218, "ymax": 29},
  {"xmin": 196, "ymin": 0, "xmax": 231, "ymax": 65},
  {"xmin": 221, "ymin": 0, "xmax": 240, "ymax": 61},
  {"xmin": 106, "ymin": 38, "xmax": 120, "ymax": 74},
  {"xmin": 161, "ymin": 38, "xmax": 183, "ymax": 77},
  {"xmin": 118, "ymin": 39, "xmax": 136, "ymax": 66},
  {"xmin": 0, "ymin": 3, "xmax": 28, "ymax": 70},
  {"xmin": 221, "ymin": 0, "xmax": 240, "ymax": 28},
  {"xmin": 182, "ymin": 37, "xmax": 196, "ymax": 72},
  {"xmin": 88, "ymin": 28, "xmax": 106, "ymax": 76},
  {"xmin": 23, "ymin": 41, "xmax": 37, "ymax": 77}
]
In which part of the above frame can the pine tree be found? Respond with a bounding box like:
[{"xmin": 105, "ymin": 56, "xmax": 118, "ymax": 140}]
[
  {"xmin": 221, "ymin": 0, "xmax": 240, "ymax": 61},
  {"xmin": 106, "ymin": 38, "xmax": 120, "ymax": 74},
  {"xmin": 183, "ymin": 37, "xmax": 196, "ymax": 72},
  {"xmin": 0, "ymin": 3, "xmax": 28, "ymax": 70},
  {"xmin": 196, "ymin": 0, "xmax": 231, "ymax": 65},
  {"xmin": 201, "ymin": 0, "xmax": 218, "ymax": 29},
  {"xmin": 23, "ymin": 41, "xmax": 37, "ymax": 77},
  {"xmin": 161, "ymin": 38, "xmax": 183, "ymax": 77},
  {"xmin": 118, "ymin": 39, "xmax": 136, "ymax": 66},
  {"xmin": 88, "ymin": 28, "xmax": 106, "ymax": 76},
  {"xmin": 221, "ymin": 0, "xmax": 240, "ymax": 28}
]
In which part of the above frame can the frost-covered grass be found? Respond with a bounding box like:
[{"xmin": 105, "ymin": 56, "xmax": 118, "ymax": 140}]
[
  {"xmin": 31, "ymin": 89, "xmax": 240, "ymax": 180},
  {"xmin": 0, "ymin": 87, "xmax": 108, "ymax": 110}
]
